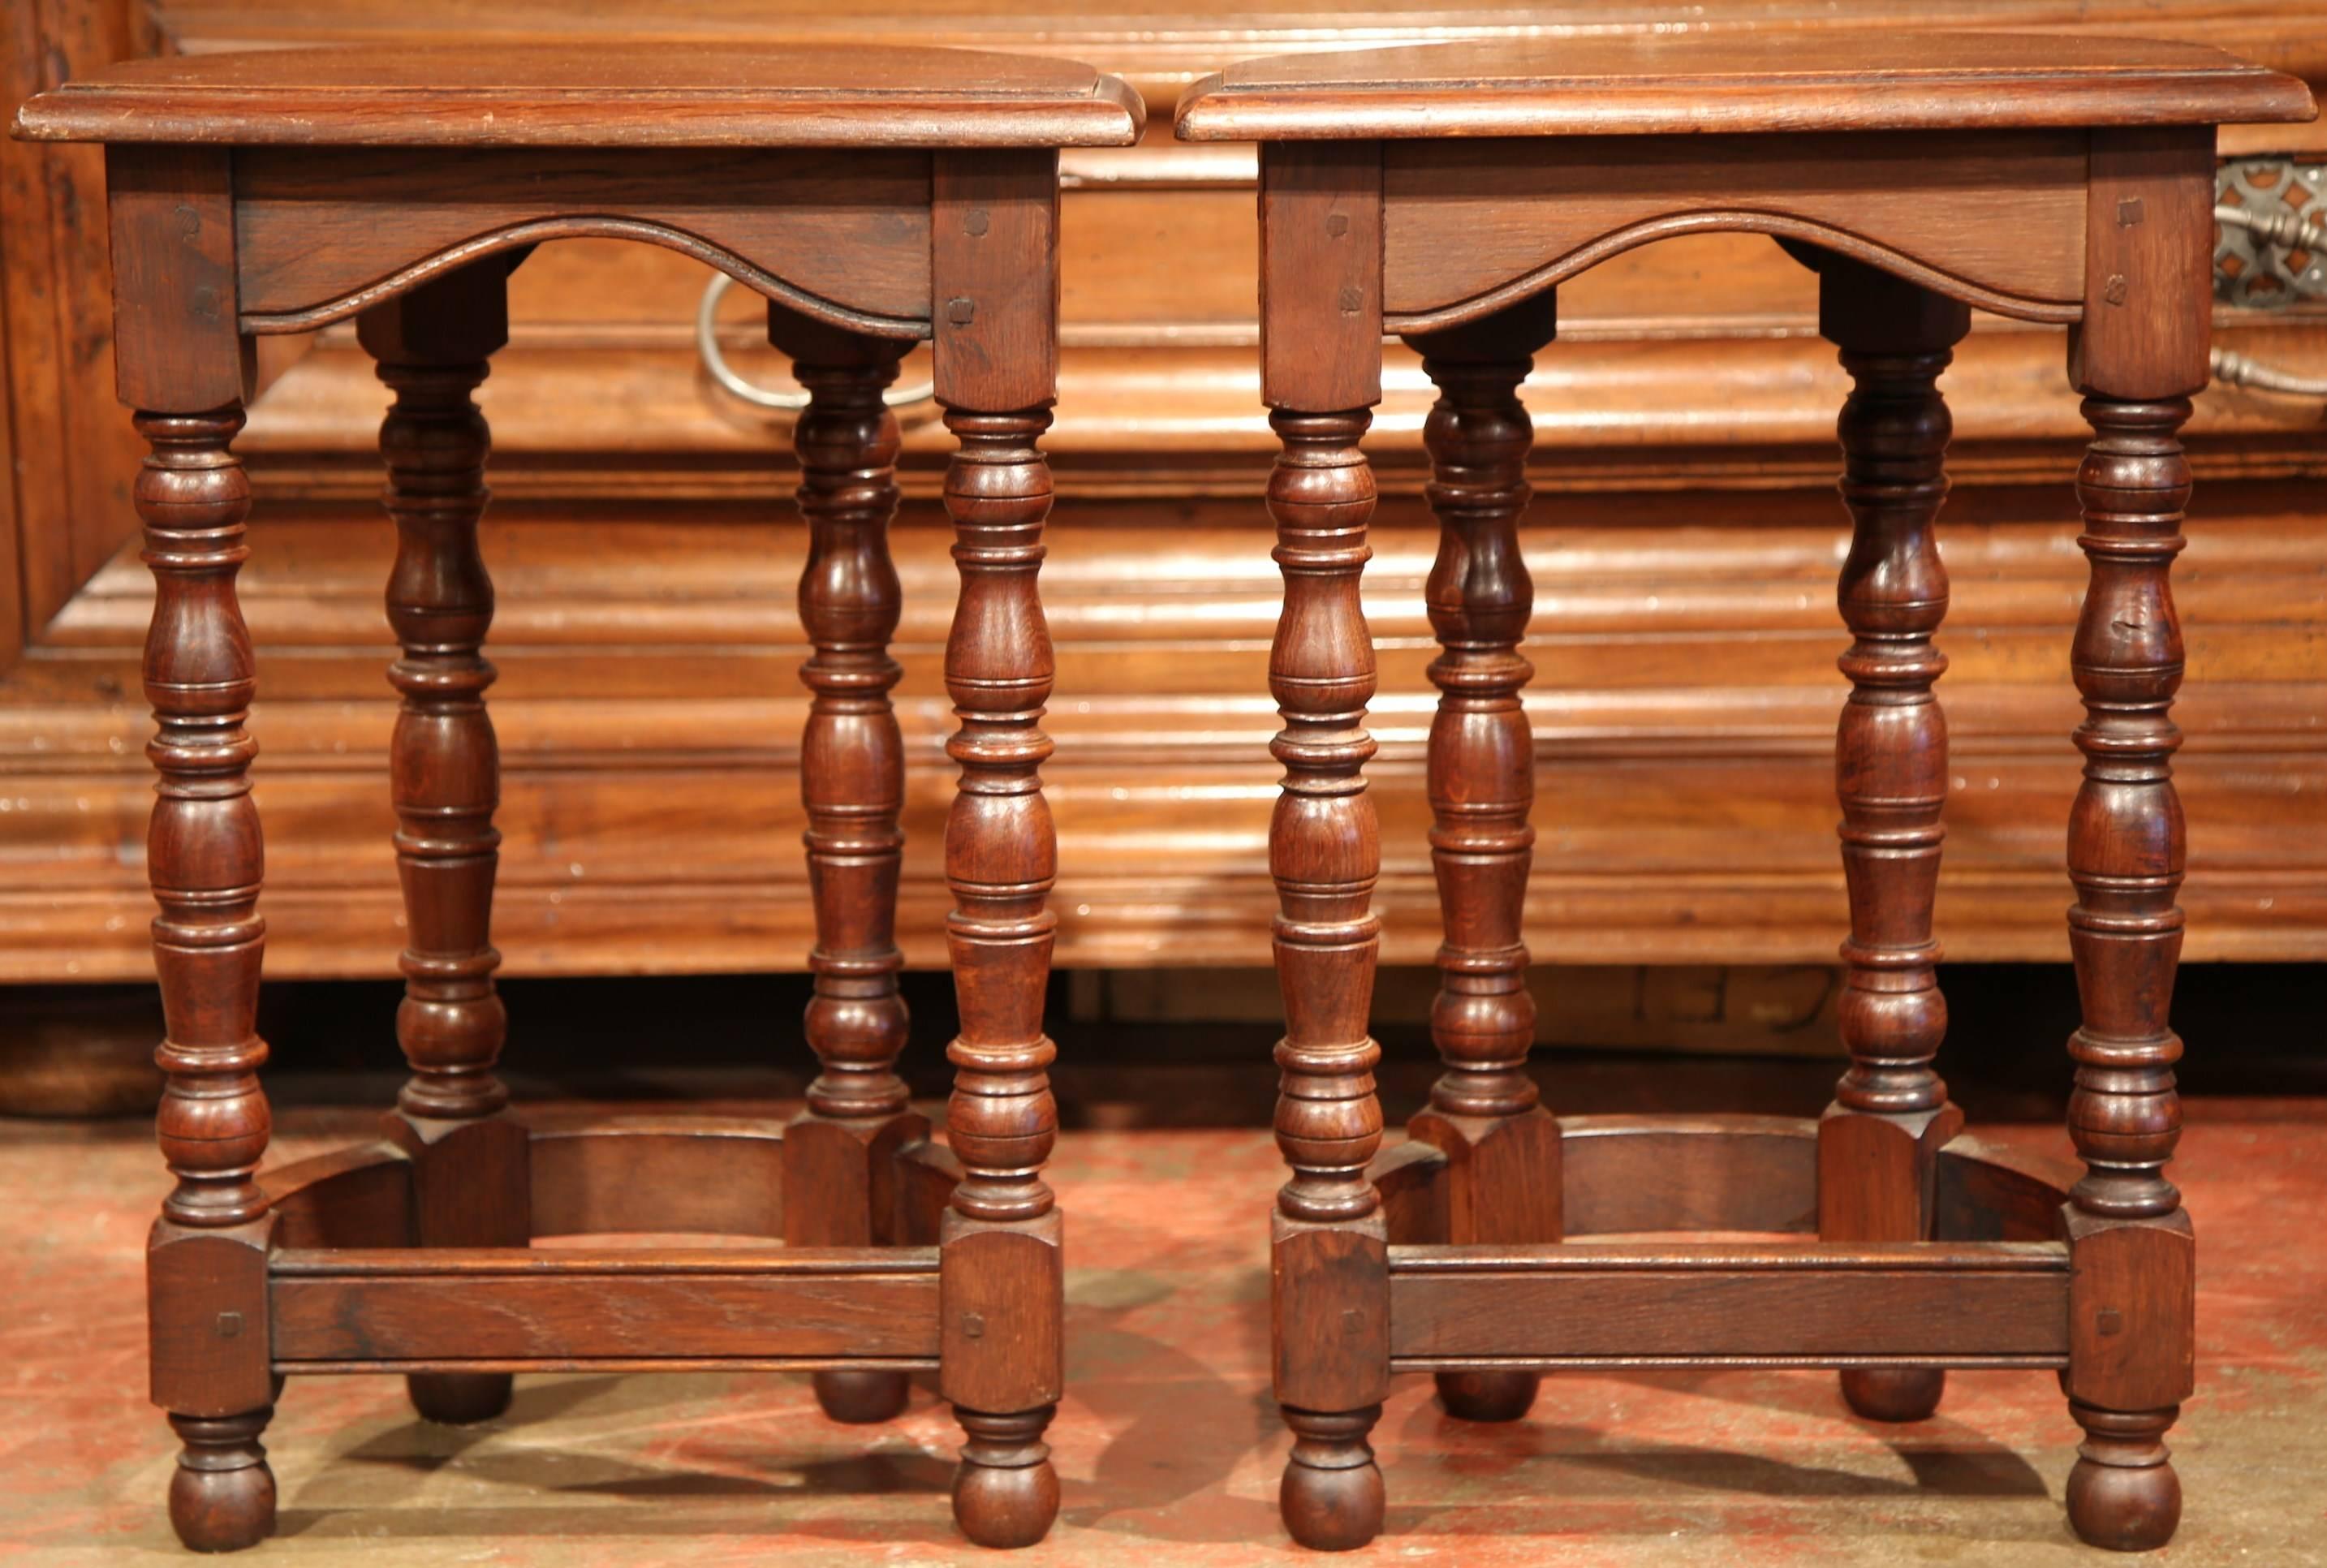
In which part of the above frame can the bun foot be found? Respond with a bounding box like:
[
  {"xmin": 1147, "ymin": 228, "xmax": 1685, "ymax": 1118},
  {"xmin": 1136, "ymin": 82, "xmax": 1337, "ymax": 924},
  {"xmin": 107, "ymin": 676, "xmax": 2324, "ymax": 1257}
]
[
  {"xmin": 814, "ymin": 1369, "xmax": 911, "ymax": 1425},
  {"xmin": 1280, "ymin": 1405, "xmax": 1385, "ymax": 1552},
  {"xmin": 407, "ymin": 1372, "xmax": 512, "ymax": 1425},
  {"xmin": 1436, "ymin": 1369, "xmax": 1538, "ymax": 1424},
  {"xmin": 953, "ymin": 1406, "xmax": 1059, "ymax": 1549},
  {"xmin": 168, "ymin": 1411, "xmax": 275, "ymax": 1553},
  {"xmin": 2067, "ymin": 1402, "xmax": 2182, "ymax": 1552},
  {"xmin": 1842, "ymin": 1367, "xmax": 1945, "ymax": 1424}
]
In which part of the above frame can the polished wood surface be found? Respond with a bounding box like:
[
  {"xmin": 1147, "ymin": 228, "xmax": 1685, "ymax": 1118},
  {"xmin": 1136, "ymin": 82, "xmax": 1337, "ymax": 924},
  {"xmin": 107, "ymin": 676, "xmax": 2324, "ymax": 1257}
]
[
  {"xmin": 17, "ymin": 450, "xmax": 2325, "ymax": 980},
  {"xmin": 1385, "ymin": 1240, "xmax": 2071, "ymax": 1364},
  {"xmin": 1175, "ymin": 32, "xmax": 2315, "ymax": 140},
  {"xmin": 269, "ymin": 1246, "xmax": 946, "ymax": 1367},
  {"xmin": 11, "ymin": 42, "xmax": 1144, "ymax": 147},
  {"xmin": 1378, "ymin": 130, "xmax": 2092, "ymax": 326},
  {"xmin": 929, "ymin": 153, "xmax": 1071, "ymax": 1551},
  {"xmin": 1812, "ymin": 261, "xmax": 1971, "ymax": 1427},
  {"xmin": 135, "ymin": 400, "xmax": 278, "ymax": 1553},
  {"xmin": 2061, "ymin": 385, "xmax": 2200, "ymax": 1550},
  {"xmin": 359, "ymin": 263, "xmax": 532, "ymax": 1428},
  {"xmin": 231, "ymin": 148, "xmax": 935, "ymax": 333},
  {"xmin": 18, "ymin": 41, "xmax": 1136, "ymax": 1556},
  {"xmin": 1217, "ymin": 33, "xmax": 2309, "ymax": 1556},
  {"xmin": 0, "ymin": 0, "xmax": 153, "ymax": 653},
  {"xmin": 772, "ymin": 315, "xmax": 925, "ymax": 1430},
  {"xmin": 1401, "ymin": 298, "xmax": 1563, "ymax": 1427},
  {"xmin": 133, "ymin": 0, "xmax": 2327, "ymax": 146},
  {"xmin": 5, "ymin": 0, "xmax": 2325, "ymax": 985}
]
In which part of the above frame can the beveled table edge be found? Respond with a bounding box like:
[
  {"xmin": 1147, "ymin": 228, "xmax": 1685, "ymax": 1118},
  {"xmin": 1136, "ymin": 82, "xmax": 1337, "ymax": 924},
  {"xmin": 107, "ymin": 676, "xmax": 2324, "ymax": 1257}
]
[
  {"xmin": 15, "ymin": 58, "xmax": 1145, "ymax": 149},
  {"xmin": 1174, "ymin": 41, "xmax": 2316, "ymax": 141}
]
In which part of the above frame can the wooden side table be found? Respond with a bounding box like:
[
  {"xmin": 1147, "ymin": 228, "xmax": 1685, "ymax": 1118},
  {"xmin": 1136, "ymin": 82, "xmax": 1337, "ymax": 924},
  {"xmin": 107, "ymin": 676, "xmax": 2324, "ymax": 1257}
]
[
  {"xmin": 1178, "ymin": 33, "xmax": 2313, "ymax": 1554},
  {"xmin": 12, "ymin": 45, "xmax": 1140, "ymax": 1553}
]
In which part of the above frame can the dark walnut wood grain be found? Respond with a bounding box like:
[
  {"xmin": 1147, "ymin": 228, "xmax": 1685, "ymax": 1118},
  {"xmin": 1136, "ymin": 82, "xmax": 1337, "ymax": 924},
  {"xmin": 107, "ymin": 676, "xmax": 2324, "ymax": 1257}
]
[
  {"xmin": 1813, "ymin": 260, "xmax": 1971, "ymax": 1428},
  {"xmin": 10, "ymin": 0, "xmax": 2327, "ymax": 1002},
  {"xmin": 358, "ymin": 263, "xmax": 531, "ymax": 1428},
  {"xmin": 10, "ymin": 42, "xmax": 1143, "ymax": 149},
  {"xmin": 12, "ymin": 2, "xmax": 2327, "ymax": 991},
  {"xmin": 1249, "ymin": 132, "xmax": 1396, "ymax": 1555},
  {"xmin": 1378, "ymin": 130, "xmax": 2089, "ymax": 328},
  {"xmin": 935, "ymin": 395, "xmax": 1067, "ymax": 1549},
  {"xmin": 1174, "ymin": 32, "xmax": 2314, "ymax": 140},
  {"xmin": 1400, "ymin": 296, "xmax": 1562, "ymax": 1428},
  {"xmin": 231, "ymin": 147, "xmax": 935, "ymax": 334},
  {"xmin": 138, "ymin": 404, "xmax": 278, "ymax": 1553},
  {"xmin": 269, "ymin": 1247, "xmax": 944, "ymax": 1367},
  {"xmin": 775, "ymin": 312, "xmax": 928, "ymax": 1429},
  {"xmin": 1264, "ymin": 403, "xmax": 1392, "ymax": 1553},
  {"xmin": 1385, "ymin": 1241, "xmax": 2071, "ymax": 1365},
  {"xmin": 789, "ymin": 353, "xmax": 911, "ymax": 1079},
  {"xmin": 1196, "ymin": 28, "xmax": 2313, "ymax": 1557},
  {"xmin": 1184, "ymin": 32, "xmax": 2316, "ymax": 341},
  {"xmin": 2061, "ymin": 390, "xmax": 2199, "ymax": 1553},
  {"xmin": 11, "ymin": 41, "xmax": 1136, "ymax": 1557}
]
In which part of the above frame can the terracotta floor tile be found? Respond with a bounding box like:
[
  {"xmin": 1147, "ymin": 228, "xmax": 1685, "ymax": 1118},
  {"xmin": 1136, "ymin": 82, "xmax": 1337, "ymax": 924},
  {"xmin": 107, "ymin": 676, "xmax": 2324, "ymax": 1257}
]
[{"xmin": 3, "ymin": 1101, "xmax": 2320, "ymax": 1565}]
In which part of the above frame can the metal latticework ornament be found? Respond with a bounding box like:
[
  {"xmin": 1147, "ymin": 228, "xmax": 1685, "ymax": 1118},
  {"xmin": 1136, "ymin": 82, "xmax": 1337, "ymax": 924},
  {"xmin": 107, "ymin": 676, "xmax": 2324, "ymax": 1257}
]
[{"xmin": 2215, "ymin": 158, "xmax": 2326, "ymax": 308}]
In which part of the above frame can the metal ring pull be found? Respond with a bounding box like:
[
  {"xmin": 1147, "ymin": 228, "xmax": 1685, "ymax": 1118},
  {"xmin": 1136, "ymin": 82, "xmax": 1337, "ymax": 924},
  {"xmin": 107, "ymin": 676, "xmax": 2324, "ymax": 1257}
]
[
  {"xmin": 2214, "ymin": 159, "xmax": 2326, "ymax": 308},
  {"xmin": 695, "ymin": 273, "xmax": 935, "ymax": 411},
  {"xmin": 2212, "ymin": 347, "xmax": 2327, "ymax": 400},
  {"xmin": 2217, "ymin": 201, "xmax": 2327, "ymax": 255}
]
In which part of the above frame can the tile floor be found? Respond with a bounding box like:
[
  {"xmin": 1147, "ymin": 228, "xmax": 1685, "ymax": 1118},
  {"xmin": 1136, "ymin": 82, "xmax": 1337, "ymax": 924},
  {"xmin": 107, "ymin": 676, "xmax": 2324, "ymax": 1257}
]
[{"xmin": 4, "ymin": 1099, "xmax": 2321, "ymax": 1566}]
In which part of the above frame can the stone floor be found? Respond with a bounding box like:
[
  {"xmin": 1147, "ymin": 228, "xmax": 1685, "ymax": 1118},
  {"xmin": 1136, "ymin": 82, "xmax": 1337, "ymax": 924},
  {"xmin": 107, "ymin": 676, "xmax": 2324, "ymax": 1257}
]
[{"xmin": 4, "ymin": 1098, "xmax": 2321, "ymax": 1566}]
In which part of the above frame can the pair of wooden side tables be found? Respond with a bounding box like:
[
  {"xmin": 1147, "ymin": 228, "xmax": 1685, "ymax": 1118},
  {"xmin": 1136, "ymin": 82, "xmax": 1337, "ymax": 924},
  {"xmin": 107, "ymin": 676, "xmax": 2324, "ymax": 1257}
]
[{"xmin": 15, "ymin": 32, "xmax": 2314, "ymax": 1557}]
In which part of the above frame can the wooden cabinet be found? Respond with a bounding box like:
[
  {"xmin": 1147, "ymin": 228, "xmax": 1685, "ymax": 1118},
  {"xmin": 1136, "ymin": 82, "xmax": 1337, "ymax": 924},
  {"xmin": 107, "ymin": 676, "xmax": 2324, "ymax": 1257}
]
[{"xmin": 4, "ymin": 0, "xmax": 2323, "ymax": 981}]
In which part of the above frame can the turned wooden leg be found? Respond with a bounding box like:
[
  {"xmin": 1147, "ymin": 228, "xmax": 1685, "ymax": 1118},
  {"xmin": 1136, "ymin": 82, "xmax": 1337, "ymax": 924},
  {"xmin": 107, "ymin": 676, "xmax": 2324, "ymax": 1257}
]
[
  {"xmin": 2060, "ymin": 393, "xmax": 2196, "ymax": 1551},
  {"xmin": 1266, "ymin": 408, "xmax": 1390, "ymax": 1551},
  {"xmin": 936, "ymin": 405, "xmax": 1064, "ymax": 1549},
  {"xmin": 2052, "ymin": 132, "xmax": 2207, "ymax": 1552},
  {"xmin": 1812, "ymin": 266, "xmax": 1971, "ymax": 1425},
  {"xmin": 1402, "ymin": 299, "xmax": 1561, "ymax": 1427},
  {"xmin": 166, "ymin": 1404, "xmax": 277, "ymax": 1553},
  {"xmin": 770, "ymin": 312, "xmax": 926, "ymax": 1427},
  {"xmin": 138, "ymin": 406, "xmax": 278, "ymax": 1551},
  {"xmin": 955, "ymin": 1406, "xmax": 1062, "ymax": 1550},
  {"xmin": 1282, "ymin": 1405, "xmax": 1385, "ymax": 1552},
  {"xmin": 359, "ymin": 272, "xmax": 526, "ymax": 1426}
]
